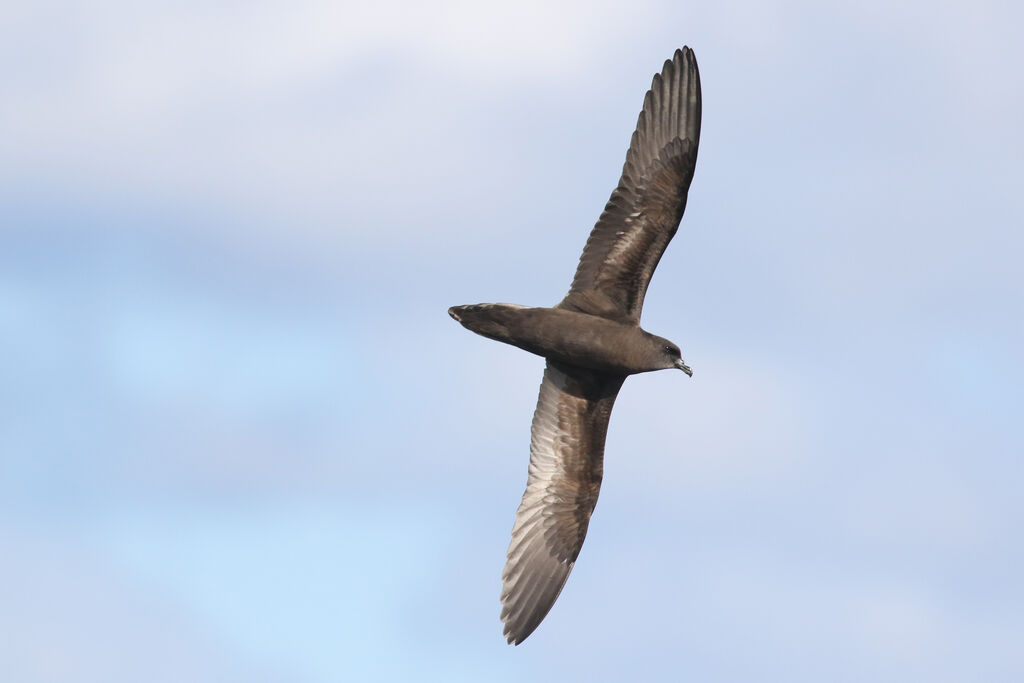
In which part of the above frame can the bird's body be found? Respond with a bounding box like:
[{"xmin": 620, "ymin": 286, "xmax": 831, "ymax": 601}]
[
  {"xmin": 448, "ymin": 304, "xmax": 686, "ymax": 375},
  {"xmin": 448, "ymin": 46, "xmax": 703, "ymax": 645}
]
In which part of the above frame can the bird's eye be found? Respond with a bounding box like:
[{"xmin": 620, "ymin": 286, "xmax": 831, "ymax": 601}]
[{"xmin": 664, "ymin": 345, "xmax": 675, "ymax": 355}]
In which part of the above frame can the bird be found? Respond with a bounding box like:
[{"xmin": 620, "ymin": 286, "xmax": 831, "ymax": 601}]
[{"xmin": 448, "ymin": 46, "xmax": 702, "ymax": 645}]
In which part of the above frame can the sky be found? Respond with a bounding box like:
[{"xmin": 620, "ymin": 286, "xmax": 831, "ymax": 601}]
[{"xmin": 2, "ymin": 0, "xmax": 1023, "ymax": 680}]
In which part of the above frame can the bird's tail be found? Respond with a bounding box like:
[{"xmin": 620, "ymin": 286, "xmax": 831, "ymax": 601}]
[{"xmin": 447, "ymin": 303, "xmax": 530, "ymax": 345}]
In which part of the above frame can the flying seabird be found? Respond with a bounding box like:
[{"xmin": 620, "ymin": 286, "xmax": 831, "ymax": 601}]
[{"xmin": 448, "ymin": 46, "xmax": 702, "ymax": 645}]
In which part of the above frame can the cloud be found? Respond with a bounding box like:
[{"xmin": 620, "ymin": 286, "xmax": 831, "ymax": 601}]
[
  {"xmin": 4, "ymin": 0, "xmax": 1021, "ymax": 275},
  {"xmin": 3, "ymin": 4, "xmax": 1024, "ymax": 678},
  {"xmin": 0, "ymin": 0, "xmax": 657, "ymax": 233}
]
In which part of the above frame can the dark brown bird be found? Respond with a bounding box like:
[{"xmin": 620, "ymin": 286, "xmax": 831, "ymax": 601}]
[{"xmin": 448, "ymin": 46, "xmax": 702, "ymax": 645}]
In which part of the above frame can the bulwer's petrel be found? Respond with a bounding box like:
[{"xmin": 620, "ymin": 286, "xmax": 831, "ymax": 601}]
[{"xmin": 449, "ymin": 46, "xmax": 702, "ymax": 645}]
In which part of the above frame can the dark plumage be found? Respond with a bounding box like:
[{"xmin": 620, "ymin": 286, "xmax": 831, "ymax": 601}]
[{"xmin": 448, "ymin": 47, "xmax": 702, "ymax": 645}]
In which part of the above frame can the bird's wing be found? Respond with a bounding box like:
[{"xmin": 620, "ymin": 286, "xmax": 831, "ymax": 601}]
[
  {"xmin": 559, "ymin": 47, "xmax": 701, "ymax": 323},
  {"xmin": 500, "ymin": 361, "xmax": 624, "ymax": 644}
]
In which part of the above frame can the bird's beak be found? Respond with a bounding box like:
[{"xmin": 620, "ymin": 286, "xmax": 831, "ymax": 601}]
[{"xmin": 674, "ymin": 358, "xmax": 693, "ymax": 376}]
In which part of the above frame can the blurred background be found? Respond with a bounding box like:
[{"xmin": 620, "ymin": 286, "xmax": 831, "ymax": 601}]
[{"xmin": 2, "ymin": 1, "xmax": 1022, "ymax": 681}]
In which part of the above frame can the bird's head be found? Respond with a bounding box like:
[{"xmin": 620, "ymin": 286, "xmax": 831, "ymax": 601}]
[{"xmin": 647, "ymin": 335, "xmax": 692, "ymax": 376}]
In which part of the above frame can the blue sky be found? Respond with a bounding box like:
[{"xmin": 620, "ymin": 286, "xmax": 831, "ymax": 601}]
[{"xmin": 2, "ymin": 1, "xmax": 1023, "ymax": 681}]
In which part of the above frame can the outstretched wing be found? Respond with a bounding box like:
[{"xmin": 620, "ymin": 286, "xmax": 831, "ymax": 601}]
[
  {"xmin": 500, "ymin": 361, "xmax": 624, "ymax": 645},
  {"xmin": 559, "ymin": 47, "xmax": 701, "ymax": 323}
]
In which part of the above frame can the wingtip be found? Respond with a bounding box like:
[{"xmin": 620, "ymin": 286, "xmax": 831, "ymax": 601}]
[
  {"xmin": 501, "ymin": 614, "xmax": 526, "ymax": 645},
  {"xmin": 499, "ymin": 599, "xmax": 539, "ymax": 646},
  {"xmin": 502, "ymin": 623, "xmax": 531, "ymax": 646},
  {"xmin": 674, "ymin": 46, "xmax": 698, "ymax": 71}
]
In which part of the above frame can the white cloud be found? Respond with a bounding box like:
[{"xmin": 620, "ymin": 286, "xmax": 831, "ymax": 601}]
[
  {"xmin": 1, "ymin": 0, "xmax": 671, "ymax": 252},
  {"xmin": 4, "ymin": 0, "xmax": 1021, "ymax": 268}
]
